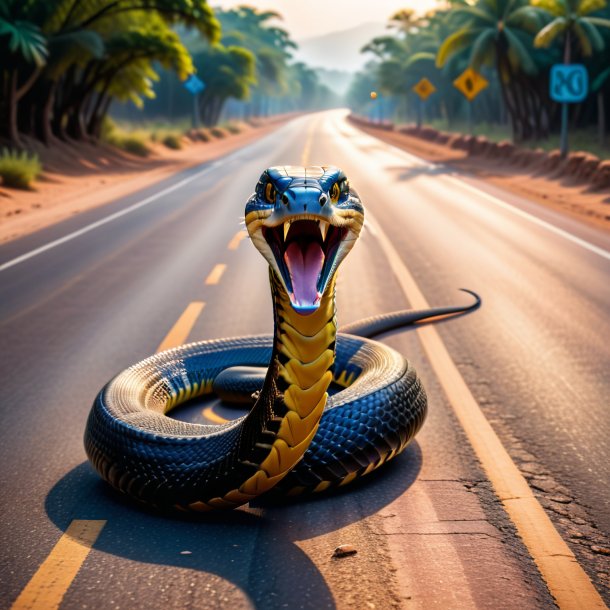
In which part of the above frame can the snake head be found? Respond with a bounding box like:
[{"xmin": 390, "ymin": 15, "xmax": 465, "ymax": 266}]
[{"xmin": 245, "ymin": 166, "xmax": 364, "ymax": 315}]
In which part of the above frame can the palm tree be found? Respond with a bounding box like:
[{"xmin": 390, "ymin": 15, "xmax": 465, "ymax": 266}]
[
  {"xmin": 532, "ymin": 0, "xmax": 610, "ymax": 62},
  {"xmin": 0, "ymin": 2, "xmax": 48, "ymax": 144},
  {"xmin": 362, "ymin": 10, "xmax": 446, "ymax": 124},
  {"xmin": 436, "ymin": 0, "xmax": 549, "ymax": 140},
  {"xmin": 532, "ymin": 0, "xmax": 610, "ymax": 152}
]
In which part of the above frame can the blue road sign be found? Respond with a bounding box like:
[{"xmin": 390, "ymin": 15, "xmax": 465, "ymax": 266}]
[
  {"xmin": 184, "ymin": 74, "xmax": 205, "ymax": 95},
  {"xmin": 550, "ymin": 64, "xmax": 588, "ymax": 103}
]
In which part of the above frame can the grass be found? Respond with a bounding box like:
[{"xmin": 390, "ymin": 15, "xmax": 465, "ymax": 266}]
[
  {"xmin": 106, "ymin": 133, "xmax": 151, "ymax": 157},
  {"xmin": 425, "ymin": 119, "xmax": 610, "ymax": 160},
  {"xmin": 102, "ymin": 117, "xmax": 187, "ymax": 156},
  {"xmin": 100, "ymin": 117, "xmax": 246, "ymax": 155},
  {"xmin": 101, "ymin": 119, "xmax": 152, "ymax": 157},
  {"xmin": 222, "ymin": 122, "xmax": 242, "ymax": 135},
  {"xmin": 0, "ymin": 149, "xmax": 42, "ymax": 189}
]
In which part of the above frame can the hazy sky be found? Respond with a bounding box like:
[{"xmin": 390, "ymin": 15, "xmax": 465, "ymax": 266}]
[{"xmin": 212, "ymin": 0, "xmax": 441, "ymax": 39}]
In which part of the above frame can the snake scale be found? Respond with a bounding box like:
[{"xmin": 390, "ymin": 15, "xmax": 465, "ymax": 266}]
[{"xmin": 84, "ymin": 166, "xmax": 479, "ymax": 512}]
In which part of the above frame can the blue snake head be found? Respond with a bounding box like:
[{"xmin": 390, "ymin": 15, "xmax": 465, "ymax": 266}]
[{"xmin": 245, "ymin": 166, "xmax": 364, "ymax": 315}]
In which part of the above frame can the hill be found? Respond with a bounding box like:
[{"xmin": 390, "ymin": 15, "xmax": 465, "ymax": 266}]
[{"xmin": 293, "ymin": 22, "xmax": 387, "ymax": 73}]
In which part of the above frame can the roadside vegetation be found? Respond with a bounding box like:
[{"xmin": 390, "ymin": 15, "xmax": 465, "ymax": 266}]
[
  {"xmin": 0, "ymin": 149, "xmax": 41, "ymax": 189},
  {"xmin": 350, "ymin": 0, "xmax": 610, "ymax": 149},
  {"xmin": 99, "ymin": 116, "xmax": 246, "ymax": 154},
  {"xmin": 0, "ymin": 1, "xmax": 335, "ymax": 152}
]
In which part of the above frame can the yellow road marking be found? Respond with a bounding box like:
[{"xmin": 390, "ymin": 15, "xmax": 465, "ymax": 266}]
[
  {"xmin": 202, "ymin": 406, "xmax": 229, "ymax": 424},
  {"xmin": 301, "ymin": 119, "xmax": 317, "ymax": 166},
  {"xmin": 11, "ymin": 520, "xmax": 106, "ymax": 610},
  {"xmin": 205, "ymin": 264, "xmax": 226, "ymax": 285},
  {"xmin": 228, "ymin": 230, "xmax": 247, "ymax": 250},
  {"xmin": 156, "ymin": 301, "xmax": 205, "ymax": 352},
  {"xmin": 368, "ymin": 212, "xmax": 605, "ymax": 610}
]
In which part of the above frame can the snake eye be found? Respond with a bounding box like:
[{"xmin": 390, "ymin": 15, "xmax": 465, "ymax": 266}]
[
  {"xmin": 265, "ymin": 182, "xmax": 276, "ymax": 204},
  {"xmin": 330, "ymin": 182, "xmax": 340, "ymax": 203}
]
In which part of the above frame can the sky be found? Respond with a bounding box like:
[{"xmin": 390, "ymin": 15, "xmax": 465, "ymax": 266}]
[{"xmin": 212, "ymin": 0, "xmax": 441, "ymax": 40}]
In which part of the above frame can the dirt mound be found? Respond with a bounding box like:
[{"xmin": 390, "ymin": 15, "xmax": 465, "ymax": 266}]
[
  {"xmin": 350, "ymin": 116, "xmax": 609, "ymax": 191},
  {"xmin": 348, "ymin": 114, "xmax": 610, "ymax": 232}
]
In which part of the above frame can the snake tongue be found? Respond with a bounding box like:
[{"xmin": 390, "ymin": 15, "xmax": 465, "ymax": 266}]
[{"xmin": 284, "ymin": 241, "xmax": 324, "ymax": 310}]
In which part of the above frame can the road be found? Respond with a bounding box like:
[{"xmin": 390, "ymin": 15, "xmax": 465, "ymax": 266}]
[{"xmin": 1, "ymin": 110, "xmax": 608, "ymax": 609}]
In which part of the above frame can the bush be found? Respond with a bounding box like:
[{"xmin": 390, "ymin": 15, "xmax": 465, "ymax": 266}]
[
  {"xmin": 224, "ymin": 123, "xmax": 241, "ymax": 135},
  {"xmin": 209, "ymin": 127, "xmax": 227, "ymax": 139},
  {"xmin": 0, "ymin": 149, "xmax": 42, "ymax": 189},
  {"xmin": 114, "ymin": 135, "xmax": 151, "ymax": 157},
  {"xmin": 162, "ymin": 134, "xmax": 182, "ymax": 150},
  {"xmin": 198, "ymin": 129, "xmax": 211, "ymax": 142},
  {"xmin": 100, "ymin": 116, "xmax": 117, "ymax": 141}
]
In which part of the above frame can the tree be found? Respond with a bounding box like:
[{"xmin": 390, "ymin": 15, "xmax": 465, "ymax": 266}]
[
  {"xmin": 0, "ymin": 1, "xmax": 48, "ymax": 144},
  {"xmin": 0, "ymin": 0, "xmax": 219, "ymax": 145},
  {"xmin": 194, "ymin": 43, "xmax": 255, "ymax": 126},
  {"xmin": 532, "ymin": 0, "xmax": 610, "ymax": 150},
  {"xmin": 532, "ymin": 0, "xmax": 610, "ymax": 62},
  {"xmin": 217, "ymin": 7, "xmax": 296, "ymax": 116},
  {"xmin": 436, "ymin": 0, "xmax": 551, "ymax": 140}
]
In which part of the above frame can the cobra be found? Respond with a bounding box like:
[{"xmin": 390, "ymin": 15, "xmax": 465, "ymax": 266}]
[{"xmin": 84, "ymin": 166, "xmax": 479, "ymax": 511}]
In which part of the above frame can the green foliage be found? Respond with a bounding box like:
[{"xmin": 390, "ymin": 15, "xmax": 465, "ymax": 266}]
[
  {"xmin": 353, "ymin": 0, "xmax": 610, "ymax": 144},
  {"xmin": 2, "ymin": 0, "xmax": 334, "ymax": 142},
  {"xmin": 116, "ymin": 135, "xmax": 152, "ymax": 157},
  {"xmin": 532, "ymin": 0, "xmax": 610, "ymax": 57},
  {"xmin": 0, "ymin": 16, "xmax": 48, "ymax": 66},
  {"xmin": 104, "ymin": 129, "xmax": 152, "ymax": 156},
  {"xmin": 218, "ymin": 6, "xmax": 295, "ymax": 95},
  {"xmin": 1, "ymin": 0, "xmax": 220, "ymax": 144},
  {"xmin": 592, "ymin": 65, "xmax": 610, "ymax": 90},
  {"xmin": 0, "ymin": 149, "xmax": 42, "ymax": 189},
  {"xmin": 162, "ymin": 134, "xmax": 182, "ymax": 149},
  {"xmin": 224, "ymin": 123, "xmax": 242, "ymax": 134}
]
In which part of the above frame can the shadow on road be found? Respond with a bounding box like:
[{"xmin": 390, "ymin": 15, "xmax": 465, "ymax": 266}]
[
  {"xmin": 45, "ymin": 443, "xmax": 422, "ymax": 609},
  {"xmin": 385, "ymin": 164, "xmax": 453, "ymax": 182}
]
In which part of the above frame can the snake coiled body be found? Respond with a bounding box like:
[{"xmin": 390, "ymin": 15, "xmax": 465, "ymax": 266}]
[{"xmin": 84, "ymin": 166, "xmax": 477, "ymax": 511}]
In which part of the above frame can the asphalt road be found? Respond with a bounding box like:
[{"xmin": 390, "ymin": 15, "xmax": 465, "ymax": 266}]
[{"xmin": 1, "ymin": 110, "xmax": 608, "ymax": 609}]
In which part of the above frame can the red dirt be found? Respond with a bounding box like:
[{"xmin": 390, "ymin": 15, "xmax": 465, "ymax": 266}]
[{"xmin": 351, "ymin": 119, "xmax": 610, "ymax": 233}]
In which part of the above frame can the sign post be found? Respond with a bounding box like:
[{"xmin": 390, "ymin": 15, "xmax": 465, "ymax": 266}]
[
  {"xmin": 453, "ymin": 68, "xmax": 489, "ymax": 134},
  {"xmin": 183, "ymin": 74, "xmax": 205, "ymax": 129},
  {"xmin": 412, "ymin": 78, "xmax": 436, "ymax": 128},
  {"xmin": 550, "ymin": 64, "xmax": 588, "ymax": 158}
]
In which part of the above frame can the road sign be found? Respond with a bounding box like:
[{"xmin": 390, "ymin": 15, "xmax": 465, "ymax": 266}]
[
  {"xmin": 184, "ymin": 74, "xmax": 205, "ymax": 95},
  {"xmin": 412, "ymin": 78, "xmax": 436, "ymax": 100},
  {"xmin": 550, "ymin": 64, "xmax": 588, "ymax": 103},
  {"xmin": 453, "ymin": 68, "xmax": 488, "ymax": 101}
]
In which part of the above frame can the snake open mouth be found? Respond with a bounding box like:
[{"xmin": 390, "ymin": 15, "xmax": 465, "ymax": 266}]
[{"xmin": 263, "ymin": 219, "xmax": 347, "ymax": 314}]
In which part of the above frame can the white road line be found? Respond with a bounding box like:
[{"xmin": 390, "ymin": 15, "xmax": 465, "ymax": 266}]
[
  {"xmin": 0, "ymin": 160, "xmax": 223, "ymax": 273},
  {"xmin": 338, "ymin": 115, "xmax": 610, "ymax": 262},
  {"xmin": 442, "ymin": 175, "xmax": 610, "ymax": 261}
]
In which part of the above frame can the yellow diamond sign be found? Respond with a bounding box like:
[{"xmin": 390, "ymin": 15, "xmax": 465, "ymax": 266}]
[
  {"xmin": 453, "ymin": 68, "xmax": 488, "ymax": 101},
  {"xmin": 412, "ymin": 78, "xmax": 436, "ymax": 100}
]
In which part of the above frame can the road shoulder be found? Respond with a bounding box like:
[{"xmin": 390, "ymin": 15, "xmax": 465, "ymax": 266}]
[
  {"xmin": 0, "ymin": 116, "xmax": 291, "ymax": 245},
  {"xmin": 350, "ymin": 119, "xmax": 610, "ymax": 234}
]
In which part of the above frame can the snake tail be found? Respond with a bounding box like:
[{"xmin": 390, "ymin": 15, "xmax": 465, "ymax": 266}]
[{"xmin": 339, "ymin": 289, "xmax": 481, "ymax": 338}]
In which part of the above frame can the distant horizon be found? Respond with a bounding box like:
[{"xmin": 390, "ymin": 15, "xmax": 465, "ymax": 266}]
[
  {"xmin": 212, "ymin": 0, "xmax": 441, "ymax": 40},
  {"xmin": 294, "ymin": 18, "xmax": 385, "ymax": 43}
]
